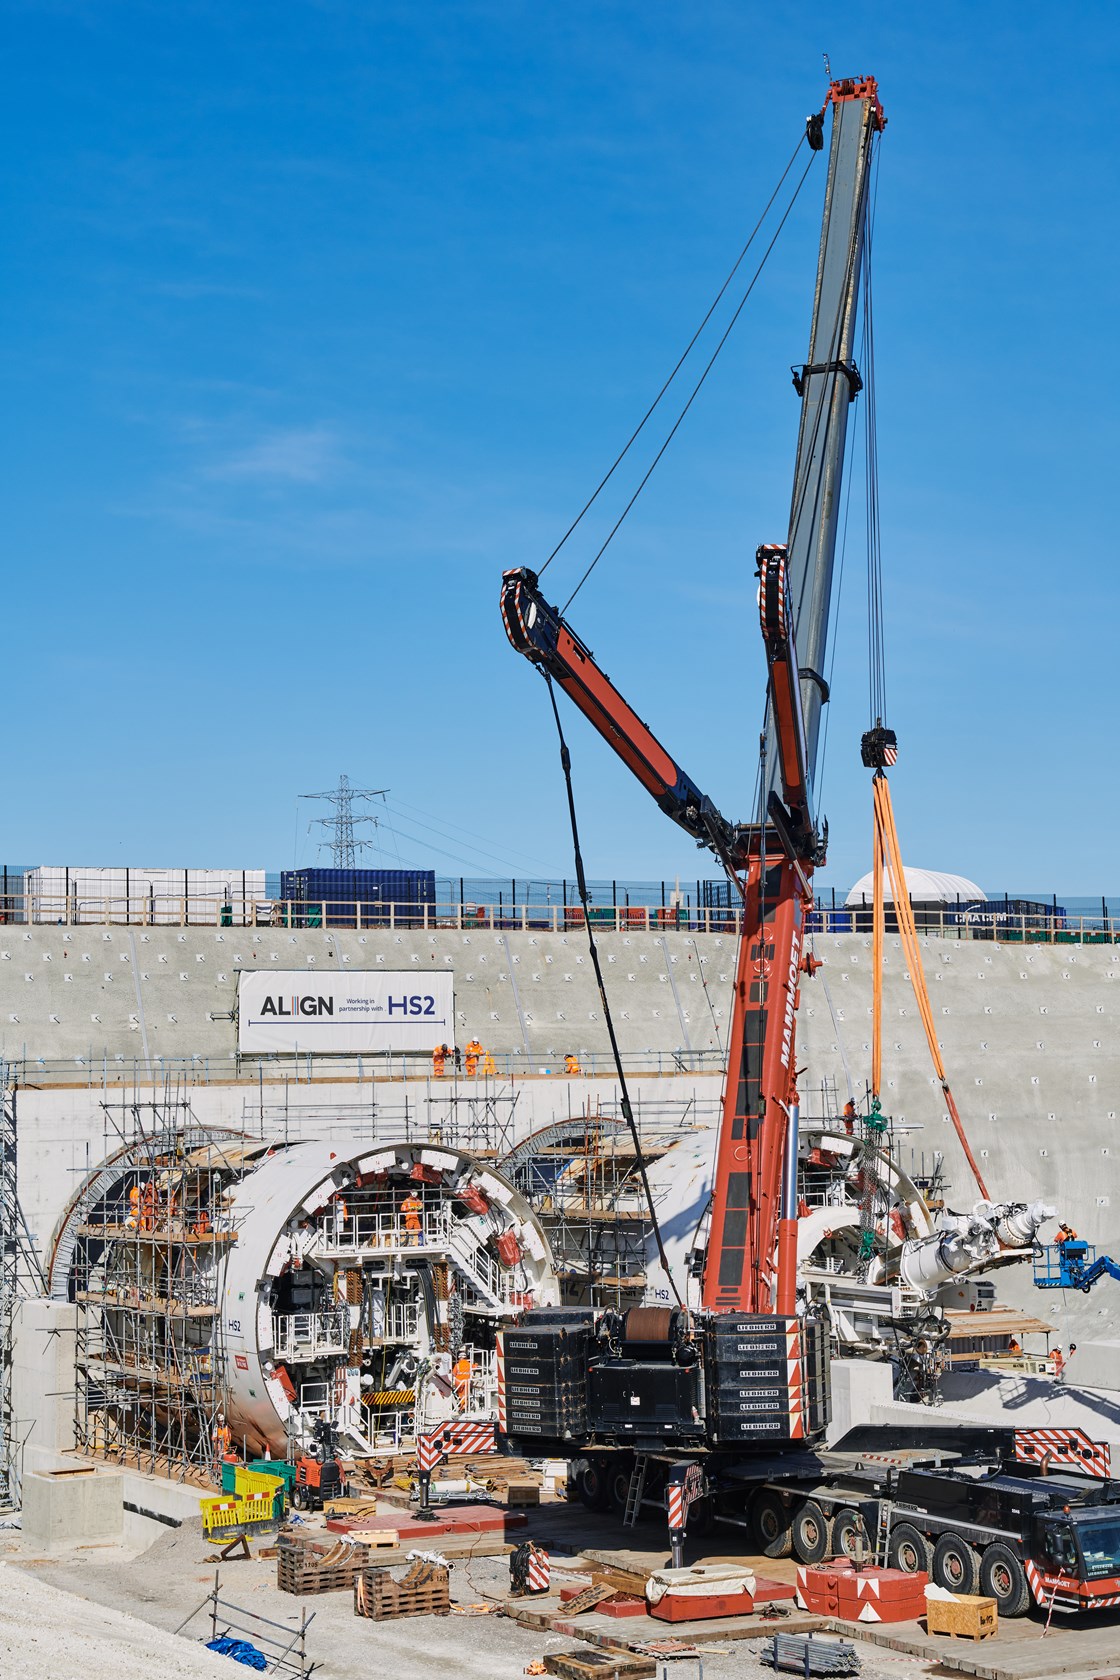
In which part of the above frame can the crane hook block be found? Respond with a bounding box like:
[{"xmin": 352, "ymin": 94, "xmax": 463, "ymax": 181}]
[{"xmin": 861, "ymin": 725, "xmax": 898, "ymax": 769}]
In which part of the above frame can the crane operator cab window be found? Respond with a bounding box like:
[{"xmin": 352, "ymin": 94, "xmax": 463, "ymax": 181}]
[
  {"xmin": 1040, "ymin": 1521, "xmax": 1079, "ymax": 1577},
  {"xmin": 1077, "ymin": 1519, "xmax": 1120, "ymax": 1581}
]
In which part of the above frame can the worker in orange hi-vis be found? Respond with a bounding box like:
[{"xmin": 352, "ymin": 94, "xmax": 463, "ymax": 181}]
[
  {"xmin": 1056, "ymin": 1223, "xmax": 1079, "ymax": 1246},
  {"xmin": 465, "ymin": 1037, "xmax": 483, "ymax": 1077},
  {"xmin": 211, "ymin": 1413, "xmax": 233, "ymax": 1471},
  {"xmin": 127, "ymin": 1183, "xmax": 141, "ymax": 1229},
  {"xmin": 432, "ymin": 1043, "xmax": 449, "ymax": 1077},
  {"xmin": 140, "ymin": 1181, "xmax": 158, "ymax": 1232},
  {"xmin": 481, "ymin": 1051, "xmax": 496, "ymax": 1077},
  {"xmin": 564, "ymin": 1053, "xmax": 581, "ymax": 1075},
  {"xmin": 453, "ymin": 1354, "xmax": 473, "ymax": 1411},
  {"xmin": 401, "ymin": 1190, "xmax": 423, "ymax": 1246},
  {"xmin": 1051, "ymin": 1345, "xmax": 1066, "ymax": 1380}
]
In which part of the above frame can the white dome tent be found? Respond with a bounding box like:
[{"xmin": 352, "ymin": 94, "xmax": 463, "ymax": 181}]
[{"xmin": 845, "ymin": 867, "xmax": 985, "ymax": 906}]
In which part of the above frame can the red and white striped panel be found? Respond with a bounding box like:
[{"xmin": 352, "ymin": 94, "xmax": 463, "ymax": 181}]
[
  {"xmin": 418, "ymin": 1419, "xmax": 498, "ymax": 1473},
  {"xmin": 1025, "ymin": 1556, "xmax": 1120, "ymax": 1610},
  {"xmin": 527, "ymin": 1544, "xmax": 551, "ymax": 1593},
  {"xmin": 666, "ymin": 1464, "xmax": 705, "ymax": 1531},
  {"xmin": 1014, "ymin": 1427, "xmax": 1111, "ymax": 1477},
  {"xmin": 495, "ymin": 1331, "xmax": 506, "ymax": 1432}
]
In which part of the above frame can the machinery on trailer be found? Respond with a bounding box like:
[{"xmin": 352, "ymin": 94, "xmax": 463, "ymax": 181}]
[
  {"xmin": 499, "ymin": 72, "xmax": 1093, "ymax": 1574},
  {"xmin": 291, "ymin": 1417, "xmax": 347, "ymax": 1512},
  {"xmin": 737, "ymin": 1427, "xmax": 1120, "ymax": 1618}
]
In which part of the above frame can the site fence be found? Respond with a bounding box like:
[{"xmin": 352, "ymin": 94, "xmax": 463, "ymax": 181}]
[{"xmin": 5, "ymin": 887, "xmax": 1120, "ymax": 942}]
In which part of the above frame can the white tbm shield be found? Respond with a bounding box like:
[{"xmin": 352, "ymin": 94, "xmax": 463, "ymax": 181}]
[{"xmin": 237, "ymin": 970, "xmax": 454, "ymax": 1052}]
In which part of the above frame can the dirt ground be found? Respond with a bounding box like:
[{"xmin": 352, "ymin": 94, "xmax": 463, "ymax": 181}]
[{"xmin": 0, "ymin": 1513, "xmax": 941, "ymax": 1680}]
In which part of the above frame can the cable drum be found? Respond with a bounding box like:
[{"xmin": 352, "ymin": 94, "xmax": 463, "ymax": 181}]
[{"xmin": 622, "ymin": 1306, "xmax": 676, "ymax": 1349}]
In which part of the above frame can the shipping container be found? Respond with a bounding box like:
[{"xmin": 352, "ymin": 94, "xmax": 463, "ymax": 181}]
[
  {"xmin": 26, "ymin": 865, "xmax": 268, "ymax": 925},
  {"xmin": 279, "ymin": 867, "xmax": 436, "ymax": 928}
]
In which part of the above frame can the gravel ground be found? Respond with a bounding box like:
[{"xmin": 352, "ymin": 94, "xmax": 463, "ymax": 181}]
[{"xmin": 0, "ymin": 1520, "xmax": 943, "ymax": 1680}]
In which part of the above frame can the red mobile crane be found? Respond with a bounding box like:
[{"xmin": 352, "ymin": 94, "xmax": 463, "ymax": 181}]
[{"xmin": 497, "ymin": 78, "xmax": 884, "ymax": 1550}]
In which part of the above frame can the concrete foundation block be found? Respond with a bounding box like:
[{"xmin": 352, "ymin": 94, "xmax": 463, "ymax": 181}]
[{"xmin": 21, "ymin": 1466, "xmax": 123, "ymax": 1550}]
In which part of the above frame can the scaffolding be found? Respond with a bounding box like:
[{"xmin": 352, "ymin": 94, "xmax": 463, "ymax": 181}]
[
  {"xmin": 72, "ymin": 1099, "xmax": 249, "ymax": 1484},
  {"xmin": 0, "ymin": 1066, "xmax": 46, "ymax": 1505},
  {"xmin": 499, "ymin": 1101, "xmax": 678, "ymax": 1309}
]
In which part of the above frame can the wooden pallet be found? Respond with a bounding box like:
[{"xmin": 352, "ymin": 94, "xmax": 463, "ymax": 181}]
[
  {"xmin": 542, "ymin": 1653, "xmax": 655, "ymax": 1680},
  {"xmin": 277, "ymin": 1537, "xmax": 370, "ymax": 1596},
  {"xmin": 354, "ymin": 1560, "xmax": 451, "ymax": 1622}
]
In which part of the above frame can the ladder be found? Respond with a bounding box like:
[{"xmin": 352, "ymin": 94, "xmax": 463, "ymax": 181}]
[
  {"xmin": 622, "ymin": 1455, "xmax": 649, "ymax": 1528},
  {"xmin": 874, "ymin": 1497, "xmax": 893, "ymax": 1567}
]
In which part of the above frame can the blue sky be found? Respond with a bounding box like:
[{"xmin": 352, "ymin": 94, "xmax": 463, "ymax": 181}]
[{"xmin": 6, "ymin": 2, "xmax": 1119, "ymax": 895}]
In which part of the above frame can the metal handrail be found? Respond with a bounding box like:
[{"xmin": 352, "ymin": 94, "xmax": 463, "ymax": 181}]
[
  {"xmin": 3, "ymin": 887, "xmax": 1118, "ymax": 940},
  {"xmin": 273, "ymin": 1307, "xmax": 351, "ymax": 1361}
]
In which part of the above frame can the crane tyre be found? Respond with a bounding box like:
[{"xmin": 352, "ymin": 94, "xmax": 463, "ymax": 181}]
[
  {"xmin": 573, "ymin": 1458, "xmax": 610, "ymax": 1511},
  {"xmin": 791, "ymin": 1500, "xmax": 833, "ymax": 1565},
  {"xmin": 979, "ymin": 1543, "xmax": 1030, "ymax": 1617},
  {"xmin": 607, "ymin": 1459, "xmax": 635, "ymax": 1518},
  {"xmin": 933, "ymin": 1532, "xmax": 981, "ymax": 1595},
  {"xmin": 833, "ymin": 1507, "xmax": 869, "ymax": 1561},
  {"xmin": 749, "ymin": 1489, "xmax": 793, "ymax": 1557},
  {"xmin": 888, "ymin": 1522, "xmax": 931, "ymax": 1575}
]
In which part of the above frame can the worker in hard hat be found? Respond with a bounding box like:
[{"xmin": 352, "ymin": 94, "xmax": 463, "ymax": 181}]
[
  {"xmin": 481, "ymin": 1051, "xmax": 496, "ymax": 1077},
  {"xmin": 1051, "ymin": 1345, "xmax": 1066, "ymax": 1380},
  {"xmin": 211, "ymin": 1413, "xmax": 233, "ymax": 1472},
  {"xmin": 564, "ymin": 1053, "xmax": 581, "ymax": 1075},
  {"xmin": 465, "ymin": 1037, "xmax": 483, "ymax": 1077},
  {"xmin": 127, "ymin": 1183, "xmax": 141, "ymax": 1230},
  {"xmin": 401, "ymin": 1189, "xmax": 423, "ymax": 1246},
  {"xmin": 432, "ymin": 1043, "xmax": 448, "ymax": 1077},
  {"xmin": 1056, "ymin": 1223, "xmax": 1079, "ymax": 1246},
  {"xmin": 453, "ymin": 1354, "xmax": 473, "ymax": 1411}
]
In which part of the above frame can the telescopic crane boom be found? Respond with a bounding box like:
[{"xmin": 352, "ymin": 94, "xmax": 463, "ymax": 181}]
[{"xmin": 501, "ymin": 77, "xmax": 884, "ymax": 1446}]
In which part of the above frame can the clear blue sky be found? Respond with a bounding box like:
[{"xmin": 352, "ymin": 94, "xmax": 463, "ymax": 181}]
[{"xmin": 6, "ymin": 2, "xmax": 1118, "ymax": 895}]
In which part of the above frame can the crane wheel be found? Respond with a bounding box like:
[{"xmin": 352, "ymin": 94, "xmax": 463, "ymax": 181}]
[
  {"xmin": 933, "ymin": 1532, "xmax": 980, "ymax": 1595},
  {"xmin": 607, "ymin": 1460, "xmax": 635, "ymax": 1518},
  {"xmin": 573, "ymin": 1458, "xmax": 610, "ymax": 1511},
  {"xmin": 979, "ymin": 1543, "xmax": 1030, "ymax": 1617},
  {"xmin": 791, "ymin": 1500, "xmax": 833, "ymax": 1565},
  {"xmin": 888, "ymin": 1522, "xmax": 931, "ymax": 1575},
  {"xmin": 748, "ymin": 1489, "xmax": 793, "ymax": 1557}
]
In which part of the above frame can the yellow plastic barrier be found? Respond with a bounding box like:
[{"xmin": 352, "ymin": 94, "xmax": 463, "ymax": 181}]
[
  {"xmin": 200, "ymin": 1489, "xmax": 277, "ymax": 1543},
  {"xmin": 233, "ymin": 1466, "xmax": 286, "ymax": 1503}
]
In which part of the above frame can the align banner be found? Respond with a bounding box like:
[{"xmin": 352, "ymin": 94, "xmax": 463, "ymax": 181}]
[{"xmin": 237, "ymin": 970, "xmax": 455, "ymax": 1054}]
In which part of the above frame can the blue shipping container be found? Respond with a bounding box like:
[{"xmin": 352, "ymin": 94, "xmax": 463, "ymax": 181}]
[{"xmin": 280, "ymin": 868, "xmax": 436, "ymax": 928}]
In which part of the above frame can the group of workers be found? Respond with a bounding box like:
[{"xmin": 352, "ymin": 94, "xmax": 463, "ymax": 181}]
[
  {"xmin": 1005, "ymin": 1336, "xmax": 1077, "ymax": 1381},
  {"xmin": 431, "ymin": 1040, "xmax": 582, "ymax": 1076},
  {"xmin": 125, "ymin": 1176, "xmax": 213, "ymax": 1236},
  {"xmin": 432, "ymin": 1038, "xmax": 496, "ymax": 1078}
]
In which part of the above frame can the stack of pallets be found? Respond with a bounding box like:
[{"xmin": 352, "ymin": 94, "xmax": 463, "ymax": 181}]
[
  {"xmin": 277, "ymin": 1533, "xmax": 370, "ymax": 1596},
  {"xmin": 353, "ymin": 1559, "xmax": 451, "ymax": 1621}
]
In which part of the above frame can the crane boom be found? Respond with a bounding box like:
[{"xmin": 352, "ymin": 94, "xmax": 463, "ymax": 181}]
[
  {"xmin": 500, "ymin": 566, "xmax": 740, "ymax": 861},
  {"xmin": 769, "ymin": 76, "xmax": 885, "ymax": 807},
  {"xmin": 498, "ymin": 77, "xmax": 886, "ymax": 1455}
]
